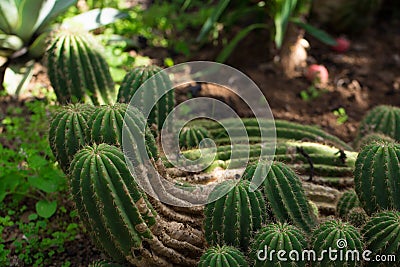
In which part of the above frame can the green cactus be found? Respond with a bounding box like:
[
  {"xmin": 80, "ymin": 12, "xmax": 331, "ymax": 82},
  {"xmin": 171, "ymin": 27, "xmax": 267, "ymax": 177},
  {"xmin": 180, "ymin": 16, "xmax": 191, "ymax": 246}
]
[
  {"xmin": 354, "ymin": 140, "xmax": 400, "ymax": 215},
  {"xmin": 204, "ymin": 179, "xmax": 267, "ymax": 251},
  {"xmin": 86, "ymin": 103, "xmax": 158, "ymax": 160},
  {"xmin": 242, "ymin": 161, "xmax": 318, "ymax": 233},
  {"xmin": 179, "ymin": 126, "xmax": 211, "ymax": 149},
  {"xmin": 48, "ymin": 103, "xmax": 94, "ymax": 172},
  {"xmin": 198, "ymin": 245, "xmax": 249, "ymax": 267},
  {"xmin": 250, "ymin": 222, "xmax": 307, "ymax": 267},
  {"xmin": 117, "ymin": 65, "xmax": 174, "ymax": 132},
  {"xmin": 336, "ymin": 190, "xmax": 360, "ymax": 219},
  {"xmin": 361, "ymin": 211, "xmax": 400, "ymax": 261},
  {"xmin": 311, "ymin": 220, "xmax": 363, "ymax": 267},
  {"xmin": 88, "ymin": 260, "xmax": 126, "ymax": 267},
  {"xmin": 355, "ymin": 133, "xmax": 394, "ymax": 151},
  {"xmin": 347, "ymin": 207, "xmax": 368, "ymax": 228},
  {"xmin": 46, "ymin": 29, "xmax": 115, "ymax": 105},
  {"xmin": 355, "ymin": 105, "xmax": 400, "ymax": 144}
]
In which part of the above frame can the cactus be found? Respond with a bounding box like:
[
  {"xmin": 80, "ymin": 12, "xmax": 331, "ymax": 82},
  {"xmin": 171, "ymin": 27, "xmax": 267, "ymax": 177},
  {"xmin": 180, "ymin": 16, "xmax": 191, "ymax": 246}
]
[
  {"xmin": 179, "ymin": 126, "xmax": 211, "ymax": 149},
  {"xmin": 361, "ymin": 211, "xmax": 400, "ymax": 260},
  {"xmin": 117, "ymin": 65, "xmax": 174, "ymax": 132},
  {"xmin": 46, "ymin": 29, "xmax": 115, "ymax": 105},
  {"xmin": 242, "ymin": 161, "xmax": 318, "ymax": 233},
  {"xmin": 355, "ymin": 105, "xmax": 400, "ymax": 145},
  {"xmin": 336, "ymin": 190, "xmax": 360, "ymax": 219},
  {"xmin": 88, "ymin": 260, "xmax": 125, "ymax": 267},
  {"xmin": 311, "ymin": 220, "xmax": 363, "ymax": 267},
  {"xmin": 48, "ymin": 103, "xmax": 94, "ymax": 172},
  {"xmin": 355, "ymin": 133, "xmax": 394, "ymax": 151},
  {"xmin": 87, "ymin": 103, "xmax": 158, "ymax": 160},
  {"xmin": 204, "ymin": 179, "xmax": 267, "ymax": 251},
  {"xmin": 250, "ymin": 222, "xmax": 307, "ymax": 267},
  {"xmin": 198, "ymin": 245, "xmax": 249, "ymax": 267},
  {"xmin": 347, "ymin": 207, "xmax": 368, "ymax": 228},
  {"xmin": 354, "ymin": 140, "xmax": 400, "ymax": 215}
]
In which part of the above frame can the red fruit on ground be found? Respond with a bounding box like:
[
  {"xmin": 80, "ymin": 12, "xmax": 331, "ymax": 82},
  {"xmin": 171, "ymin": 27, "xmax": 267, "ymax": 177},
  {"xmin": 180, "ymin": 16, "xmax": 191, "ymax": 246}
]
[
  {"xmin": 331, "ymin": 37, "xmax": 350, "ymax": 53},
  {"xmin": 306, "ymin": 64, "xmax": 329, "ymax": 84}
]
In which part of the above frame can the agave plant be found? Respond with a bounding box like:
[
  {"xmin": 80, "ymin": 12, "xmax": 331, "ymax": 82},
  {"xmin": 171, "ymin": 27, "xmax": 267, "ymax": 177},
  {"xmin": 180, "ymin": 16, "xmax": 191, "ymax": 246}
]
[{"xmin": 0, "ymin": 0, "xmax": 125, "ymax": 95}]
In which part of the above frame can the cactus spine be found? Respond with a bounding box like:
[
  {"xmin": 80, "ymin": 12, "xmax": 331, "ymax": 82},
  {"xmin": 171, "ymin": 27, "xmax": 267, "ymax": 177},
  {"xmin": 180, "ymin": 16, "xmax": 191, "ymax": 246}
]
[
  {"xmin": 204, "ymin": 180, "xmax": 267, "ymax": 251},
  {"xmin": 117, "ymin": 65, "xmax": 174, "ymax": 132},
  {"xmin": 242, "ymin": 161, "xmax": 318, "ymax": 233},
  {"xmin": 87, "ymin": 103, "xmax": 158, "ymax": 160},
  {"xmin": 355, "ymin": 105, "xmax": 400, "ymax": 144},
  {"xmin": 336, "ymin": 190, "xmax": 360, "ymax": 219},
  {"xmin": 361, "ymin": 211, "xmax": 400, "ymax": 260},
  {"xmin": 311, "ymin": 220, "xmax": 363, "ymax": 267},
  {"xmin": 250, "ymin": 222, "xmax": 307, "ymax": 267},
  {"xmin": 48, "ymin": 103, "xmax": 94, "ymax": 172},
  {"xmin": 46, "ymin": 29, "xmax": 115, "ymax": 105},
  {"xmin": 198, "ymin": 245, "xmax": 249, "ymax": 267},
  {"xmin": 179, "ymin": 126, "xmax": 211, "ymax": 149},
  {"xmin": 354, "ymin": 141, "xmax": 400, "ymax": 215}
]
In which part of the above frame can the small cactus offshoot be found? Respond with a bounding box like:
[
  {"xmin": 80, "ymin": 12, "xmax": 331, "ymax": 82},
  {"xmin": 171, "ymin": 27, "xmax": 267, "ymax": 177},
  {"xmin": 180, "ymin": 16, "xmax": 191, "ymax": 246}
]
[
  {"xmin": 198, "ymin": 245, "xmax": 249, "ymax": 267},
  {"xmin": 336, "ymin": 189, "xmax": 360, "ymax": 219}
]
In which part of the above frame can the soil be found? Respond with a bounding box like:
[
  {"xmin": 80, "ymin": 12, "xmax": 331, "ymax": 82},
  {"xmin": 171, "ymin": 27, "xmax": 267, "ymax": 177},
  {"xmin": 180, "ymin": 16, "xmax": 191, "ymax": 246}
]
[{"xmin": 1, "ymin": 10, "xmax": 400, "ymax": 267}]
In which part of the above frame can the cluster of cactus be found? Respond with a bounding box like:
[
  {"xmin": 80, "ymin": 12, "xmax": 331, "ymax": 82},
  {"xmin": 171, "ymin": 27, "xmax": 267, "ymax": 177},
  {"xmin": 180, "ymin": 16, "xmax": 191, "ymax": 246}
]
[
  {"xmin": 198, "ymin": 245, "xmax": 248, "ymax": 267},
  {"xmin": 46, "ymin": 29, "xmax": 115, "ymax": 105},
  {"xmin": 117, "ymin": 65, "xmax": 174, "ymax": 133}
]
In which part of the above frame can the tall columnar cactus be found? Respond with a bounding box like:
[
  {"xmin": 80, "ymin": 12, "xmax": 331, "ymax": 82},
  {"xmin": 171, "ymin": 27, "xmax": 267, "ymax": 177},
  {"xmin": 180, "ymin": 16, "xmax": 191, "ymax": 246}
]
[
  {"xmin": 242, "ymin": 161, "xmax": 318, "ymax": 233},
  {"xmin": 117, "ymin": 65, "xmax": 174, "ymax": 132},
  {"xmin": 86, "ymin": 103, "xmax": 158, "ymax": 160},
  {"xmin": 361, "ymin": 211, "xmax": 400, "ymax": 260},
  {"xmin": 311, "ymin": 220, "xmax": 363, "ymax": 267},
  {"xmin": 46, "ymin": 29, "xmax": 115, "ymax": 105},
  {"xmin": 70, "ymin": 143, "xmax": 157, "ymax": 264},
  {"xmin": 336, "ymin": 189, "xmax": 360, "ymax": 219},
  {"xmin": 204, "ymin": 179, "xmax": 267, "ymax": 251},
  {"xmin": 354, "ymin": 141, "xmax": 400, "ymax": 215},
  {"xmin": 347, "ymin": 207, "xmax": 368, "ymax": 228},
  {"xmin": 198, "ymin": 245, "xmax": 249, "ymax": 267},
  {"xmin": 179, "ymin": 126, "xmax": 211, "ymax": 149},
  {"xmin": 355, "ymin": 105, "xmax": 400, "ymax": 144},
  {"xmin": 48, "ymin": 103, "xmax": 94, "ymax": 172},
  {"xmin": 250, "ymin": 222, "xmax": 307, "ymax": 267}
]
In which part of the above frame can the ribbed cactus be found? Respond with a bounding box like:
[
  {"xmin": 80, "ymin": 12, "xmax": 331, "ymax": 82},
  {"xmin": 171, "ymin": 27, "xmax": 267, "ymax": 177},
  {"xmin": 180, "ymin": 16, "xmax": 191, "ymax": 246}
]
[
  {"xmin": 198, "ymin": 245, "xmax": 249, "ymax": 267},
  {"xmin": 336, "ymin": 190, "xmax": 360, "ymax": 219},
  {"xmin": 354, "ymin": 140, "xmax": 400, "ymax": 215},
  {"xmin": 361, "ymin": 211, "xmax": 400, "ymax": 260},
  {"xmin": 204, "ymin": 179, "xmax": 267, "ymax": 251},
  {"xmin": 250, "ymin": 222, "xmax": 307, "ymax": 267},
  {"xmin": 87, "ymin": 103, "xmax": 158, "ymax": 160},
  {"xmin": 355, "ymin": 105, "xmax": 400, "ymax": 144},
  {"xmin": 347, "ymin": 207, "xmax": 368, "ymax": 228},
  {"xmin": 70, "ymin": 143, "xmax": 157, "ymax": 264},
  {"xmin": 242, "ymin": 161, "xmax": 318, "ymax": 233},
  {"xmin": 46, "ymin": 29, "xmax": 115, "ymax": 105},
  {"xmin": 88, "ymin": 260, "xmax": 125, "ymax": 267},
  {"xmin": 117, "ymin": 65, "xmax": 174, "ymax": 132},
  {"xmin": 179, "ymin": 126, "xmax": 211, "ymax": 149},
  {"xmin": 355, "ymin": 133, "xmax": 394, "ymax": 151},
  {"xmin": 48, "ymin": 103, "xmax": 94, "ymax": 172},
  {"xmin": 311, "ymin": 220, "xmax": 363, "ymax": 267}
]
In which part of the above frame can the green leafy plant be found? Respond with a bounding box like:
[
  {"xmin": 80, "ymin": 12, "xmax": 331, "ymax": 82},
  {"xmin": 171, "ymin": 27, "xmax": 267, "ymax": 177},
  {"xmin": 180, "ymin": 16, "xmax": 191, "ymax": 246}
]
[{"xmin": 333, "ymin": 107, "xmax": 348, "ymax": 125}]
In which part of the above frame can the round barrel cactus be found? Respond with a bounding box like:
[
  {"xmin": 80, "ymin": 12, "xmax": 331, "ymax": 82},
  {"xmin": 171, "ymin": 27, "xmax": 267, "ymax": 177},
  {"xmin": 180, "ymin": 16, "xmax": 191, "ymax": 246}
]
[
  {"xmin": 198, "ymin": 245, "xmax": 249, "ymax": 267},
  {"xmin": 46, "ymin": 29, "xmax": 115, "ymax": 105},
  {"xmin": 336, "ymin": 190, "xmax": 360, "ymax": 219},
  {"xmin": 250, "ymin": 222, "xmax": 307, "ymax": 267},
  {"xmin": 355, "ymin": 105, "xmax": 400, "ymax": 144},
  {"xmin": 347, "ymin": 207, "xmax": 368, "ymax": 228},
  {"xmin": 355, "ymin": 133, "xmax": 394, "ymax": 150},
  {"xmin": 117, "ymin": 65, "xmax": 174, "ymax": 132},
  {"xmin": 204, "ymin": 179, "xmax": 267, "ymax": 251},
  {"xmin": 70, "ymin": 143, "xmax": 157, "ymax": 264},
  {"xmin": 361, "ymin": 211, "xmax": 400, "ymax": 260},
  {"xmin": 48, "ymin": 103, "xmax": 94, "ymax": 172},
  {"xmin": 354, "ymin": 141, "xmax": 400, "ymax": 215},
  {"xmin": 311, "ymin": 220, "xmax": 363, "ymax": 267},
  {"xmin": 242, "ymin": 161, "xmax": 317, "ymax": 233},
  {"xmin": 179, "ymin": 126, "xmax": 211, "ymax": 149},
  {"xmin": 86, "ymin": 103, "xmax": 158, "ymax": 160}
]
